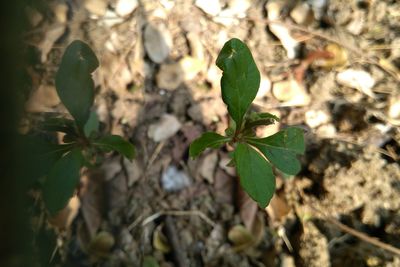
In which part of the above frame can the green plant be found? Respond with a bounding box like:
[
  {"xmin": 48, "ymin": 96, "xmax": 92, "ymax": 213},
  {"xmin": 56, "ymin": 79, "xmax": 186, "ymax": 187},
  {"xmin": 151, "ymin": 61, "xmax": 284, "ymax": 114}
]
[
  {"xmin": 189, "ymin": 38, "xmax": 305, "ymax": 208},
  {"xmin": 21, "ymin": 40, "xmax": 134, "ymax": 215}
]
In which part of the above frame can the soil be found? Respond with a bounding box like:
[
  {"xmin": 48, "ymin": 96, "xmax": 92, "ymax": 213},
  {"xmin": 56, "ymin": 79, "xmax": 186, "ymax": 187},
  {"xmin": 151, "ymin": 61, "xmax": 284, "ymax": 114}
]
[{"xmin": 23, "ymin": 0, "xmax": 400, "ymax": 266}]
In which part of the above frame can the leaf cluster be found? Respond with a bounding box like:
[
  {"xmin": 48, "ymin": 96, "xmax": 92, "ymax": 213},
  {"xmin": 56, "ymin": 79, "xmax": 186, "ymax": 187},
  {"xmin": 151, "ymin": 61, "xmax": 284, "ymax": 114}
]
[
  {"xmin": 21, "ymin": 41, "xmax": 135, "ymax": 215},
  {"xmin": 189, "ymin": 38, "xmax": 305, "ymax": 208}
]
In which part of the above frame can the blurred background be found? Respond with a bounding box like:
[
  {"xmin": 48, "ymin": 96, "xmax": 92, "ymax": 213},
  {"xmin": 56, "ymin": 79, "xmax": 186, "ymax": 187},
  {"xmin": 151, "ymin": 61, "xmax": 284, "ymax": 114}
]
[{"xmin": 7, "ymin": 0, "xmax": 400, "ymax": 266}]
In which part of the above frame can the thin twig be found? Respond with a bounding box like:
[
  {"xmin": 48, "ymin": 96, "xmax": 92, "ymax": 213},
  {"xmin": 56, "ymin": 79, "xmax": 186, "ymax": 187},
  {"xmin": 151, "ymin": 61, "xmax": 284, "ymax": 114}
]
[
  {"xmin": 310, "ymin": 205, "xmax": 400, "ymax": 257},
  {"xmin": 138, "ymin": 210, "xmax": 216, "ymax": 228}
]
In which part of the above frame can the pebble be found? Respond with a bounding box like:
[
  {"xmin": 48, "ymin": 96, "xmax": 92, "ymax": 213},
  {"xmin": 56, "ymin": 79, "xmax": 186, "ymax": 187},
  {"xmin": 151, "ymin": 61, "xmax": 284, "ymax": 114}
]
[
  {"xmin": 336, "ymin": 69, "xmax": 375, "ymax": 97},
  {"xmin": 290, "ymin": 2, "xmax": 313, "ymax": 25},
  {"xmin": 115, "ymin": 0, "xmax": 138, "ymax": 17},
  {"xmin": 195, "ymin": 0, "xmax": 221, "ymax": 16},
  {"xmin": 162, "ymin": 165, "xmax": 191, "ymax": 192},
  {"xmin": 156, "ymin": 63, "xmax": 183, "ymax": 90},
  {"xmin": 143, "ymin": 23, "xmax": 171, "ymax": 64},
  {"xmin": 148, "ymin": 114, "xmax": 182, "ymax": 142}
]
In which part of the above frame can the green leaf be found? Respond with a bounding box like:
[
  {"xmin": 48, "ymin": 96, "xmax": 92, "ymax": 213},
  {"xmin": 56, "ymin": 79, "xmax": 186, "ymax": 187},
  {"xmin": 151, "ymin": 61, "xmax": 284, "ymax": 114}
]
[
  {"xmin": 39, "ymin": 117, "xmax": 77, "ymax": 135},
  {"xmin": 246, "ymin": 127, "xmax": 305, "ymax": 175},
  {"xmin": 216, "ymin": 38, "xmax": 260, "ymax": 128},
  {"xmin": 143, "ymin": 256, "xmax": 160, "ymax": 267},
  {"xmin": 18, "ymin": 135, "xmax": 73, "ymax": 187},
  {"xmin": 55, "ymin": 40, "xmax": 99, "ymax": 129},
  {"xmin": 93, "ymin": 135, "xmax": 135, "ymax": 160},
  {"xmin": 234, "ymin": 143, "xmax": 275, "ymax": 208},
  {"xmin": 189, "ymin": 132, "xmax": 230, "ymax": 158},
  {"xmin": 84, "ymin": 111, "xmax": 99, "ymax": 137},
  {"xmin": 244, "ymin": 112, "xmax": 280, "ymax": 129},
  {"xmin": 42, "ymin": 149, "xmax": 83, "ymax": 215}
]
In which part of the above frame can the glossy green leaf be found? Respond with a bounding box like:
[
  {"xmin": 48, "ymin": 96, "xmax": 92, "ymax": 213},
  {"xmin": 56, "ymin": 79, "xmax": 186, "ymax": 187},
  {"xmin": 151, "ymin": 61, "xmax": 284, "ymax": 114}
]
[
  {"xmin": 93, "ymin": 135, "xmax": 135, "ymax": 160},
  {"xmin": 84, "ymin": 111, "xmax": 99, "ymax": 137},
  {"xmin": 246, "ymin": 127, "xmax": 305, "ymax": 175},
  {"xmin": 189, "ymin": 132, "xmax": 230, "ymax": 158},
  {"xmin": 216, "ymin": 38, "xmax": 260, "ymax": 128},
  {"xmin": 55, "ymin": 40, "xmax": 99, "ymax": 129},
  {"xmin": 234, "ymin": 143, "xmax": 275, "ymax": 208},
  {"xmin": 43, "ymin": 149, "xmax": 83, "ymax": 215}
]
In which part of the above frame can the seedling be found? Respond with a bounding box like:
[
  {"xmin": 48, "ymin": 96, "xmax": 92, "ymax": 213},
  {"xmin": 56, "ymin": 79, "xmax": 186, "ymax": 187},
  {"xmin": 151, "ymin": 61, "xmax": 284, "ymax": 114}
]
[
  {"xmin": 21, "ymin": 40, "xmax": 134, "ymax": 215},
  {"xmin": 190, "ymin": 38, "xmax": 305, "ymax": 208}
]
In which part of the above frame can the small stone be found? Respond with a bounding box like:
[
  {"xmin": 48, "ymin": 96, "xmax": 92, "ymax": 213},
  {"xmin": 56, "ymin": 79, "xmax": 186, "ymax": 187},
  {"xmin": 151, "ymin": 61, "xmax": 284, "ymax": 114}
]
[
  {"xmin": 346, "ymin": 10, "xmax": 365, "ymax": 35},
  {"xmin": 162, "ymin": 165, "xmax": 191, "ymax": 192},
  {"xmin": 100, "ymin": 10, "xmax": 124, "ymax": 27},
  {"xmin": 305, "ymin": 110, "xmax": 330, "ymax": 128},
  {"xmin": 272, "ymin": 79, "xmax": 310, "ymax": 106},
  {"xmin": 336, "ymin": 69, "xmax": 375, "ymax": 97},
  {"xmin": 179, "ymin": 56, "xmax": 204, "ymax": 81},
  {"xmin": 266, "ymin": 1, "xmax": 300, "ymax": 59},
  {"xmin": 290, "ymin": 2, "xmax": 313, "ymax": 25},
  {"xmin": 143, "ymin": 23, "xmax": 171, "ymax": 64},
  {"xmin": 195, "ymin": 0, "xmax": 221, "ymax": 16},
  {"xmin": 115, "ymin": 0, "xmax": 138, "ymax": 17},
  {"xmin": 148, "ymin": 114, "xmax": 182, "ymax": 142},
  {"xmin": 84, "ymin": 0, "xmax": 108, "ymax": 17},
  {"xmin": 156, "ymin": 63, "xmax": 183, "ymax": 90},
  {"xmin": 316, "ymin": 123, "xmax": 336, "ymax": 138}
]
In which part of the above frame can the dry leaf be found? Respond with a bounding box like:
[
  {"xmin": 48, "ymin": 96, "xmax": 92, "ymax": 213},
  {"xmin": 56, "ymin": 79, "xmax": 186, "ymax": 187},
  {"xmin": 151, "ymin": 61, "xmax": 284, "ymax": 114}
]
[
  {"xmin": 88, "ymin": 231, "xmax": 115, "ymax": 258},
  {"xmin": 214, "ymin": 168, "xmax": 234, "ymax": 204},
  {"xmin": 80, "ymin": 172, "xmax": 104, "ymax": 239},
  {"xmin": 228, "ymin": 225, "xmax": 254, "ymax": 252},
  {"xmin": 265, "ymin": 193, "xmax": 291, "ymax": 222},
  {"xmin": 238, "ymin": 185, "xmax": 258, "ymax": 231},
  {"xmin": 199, "ymin": 152, "xmax": 218, "ymax": 184},
  {"xmin": 48, "ymin": 195, "xmax": 80, "ymax": 230},
  {"xmin": 314, "ymin": 43, "xmax": 348, "ymax": 69},
  {"xmin": 153, "ymin": 224, "xmax": 171, "ymax": 253},
  {"xmin": 39, "ymin": 24, "xmax": 66, "ymax": 63}
]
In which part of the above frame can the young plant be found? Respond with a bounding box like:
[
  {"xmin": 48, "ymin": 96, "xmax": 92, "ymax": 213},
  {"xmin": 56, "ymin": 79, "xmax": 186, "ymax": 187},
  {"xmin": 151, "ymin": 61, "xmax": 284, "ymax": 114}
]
[
  {"xmin": 189, "ymin": 38, "xmax": 305, "ymax": 208},
  {"xmin": 21, "ymin": 40, "xmax": 134, "ymax": 215}
]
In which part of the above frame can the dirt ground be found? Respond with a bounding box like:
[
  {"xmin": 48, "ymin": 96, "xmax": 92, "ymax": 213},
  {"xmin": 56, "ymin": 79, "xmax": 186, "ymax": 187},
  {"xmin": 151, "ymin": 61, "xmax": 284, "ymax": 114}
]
[{"xmin": 23, "ymin": 0, "xmax": 400, "ymax": 266}]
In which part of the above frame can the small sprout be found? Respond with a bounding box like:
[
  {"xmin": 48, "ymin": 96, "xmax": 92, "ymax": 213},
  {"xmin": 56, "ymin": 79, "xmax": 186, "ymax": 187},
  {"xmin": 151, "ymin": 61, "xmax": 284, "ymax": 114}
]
[
  {"xmin": 190, "ymin": 38, "xmax": 305, "ymax": 208},
  {"xmin": 21, "ymin": 40, "xmax": 135, "ymax": 215}
]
